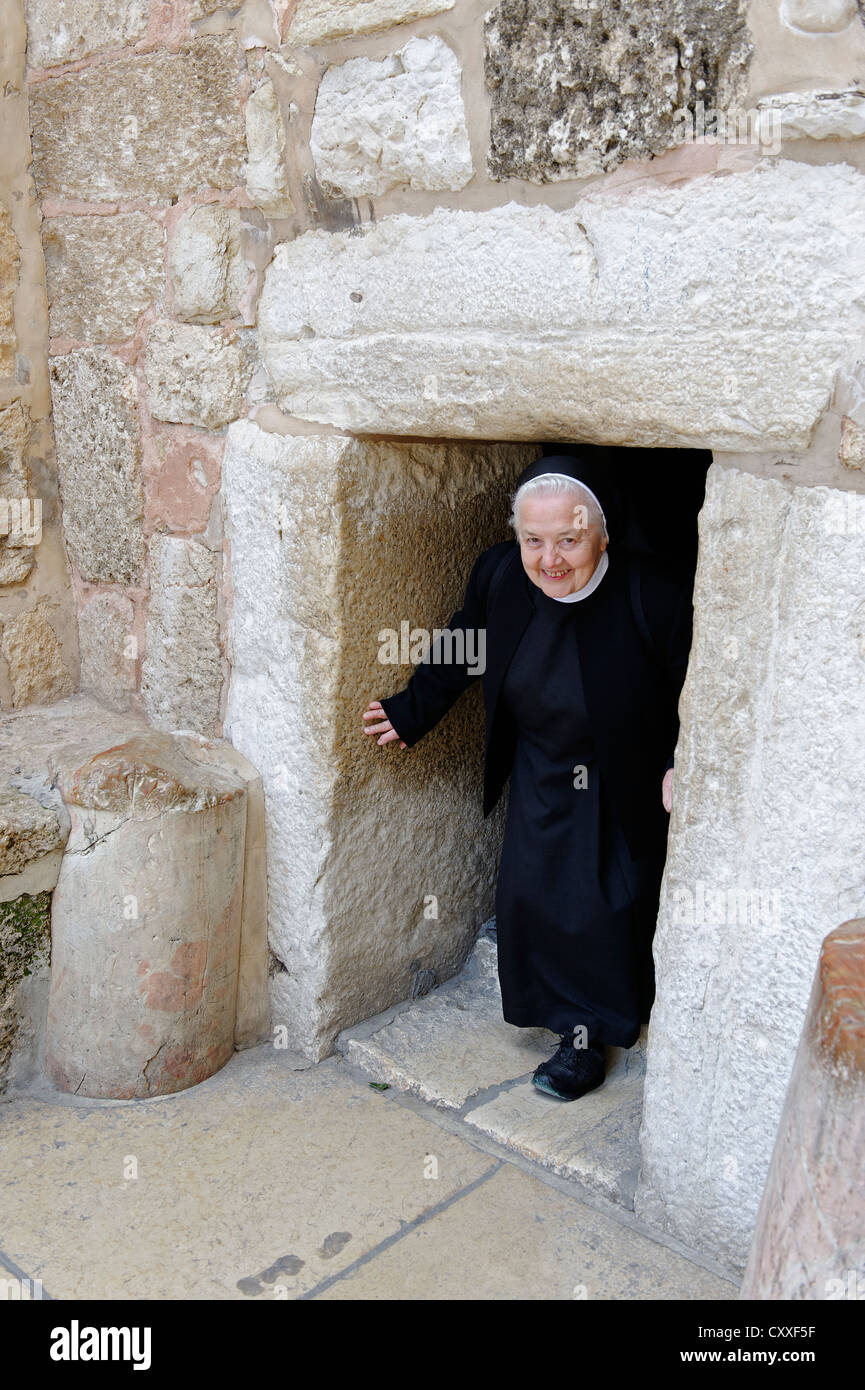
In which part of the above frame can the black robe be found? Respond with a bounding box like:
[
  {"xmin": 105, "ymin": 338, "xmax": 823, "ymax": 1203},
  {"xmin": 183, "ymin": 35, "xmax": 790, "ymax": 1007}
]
[{"xmin": 380, "ymin": 539, "xmax": 693, "ymax": 1045}]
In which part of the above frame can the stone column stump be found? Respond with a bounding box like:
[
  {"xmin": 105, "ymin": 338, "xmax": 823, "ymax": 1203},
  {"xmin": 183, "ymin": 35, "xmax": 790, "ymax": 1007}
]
[
  {"xmin": 740, "ymin": 918, "xmax": 865, "ymax": 1299},
  {"xmin": 46, "ymin": 732, "xmax": 248, "ymax": 1098}
]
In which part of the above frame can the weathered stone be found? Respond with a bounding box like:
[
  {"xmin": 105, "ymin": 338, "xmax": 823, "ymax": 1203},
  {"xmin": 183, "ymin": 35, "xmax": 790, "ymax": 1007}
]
[
  {"xmin": 484, "ymin": 0, "xmax": 752, "ymax": 182},
  {"xmin": 141, "ymin": 535, "xmax": 222, "ymax": 736},
  {"xmin": 840, "ymin": 416, "xmax": 865, "ymax": 470},
  {"xmin": 25, "ymin": 0, "xmax": 149, "ymax": 67},
  {"xmin": 49, "ymin": 349, "xmax": 145, "ymax": 584},
  {"xmin": 740, "ymin": 919, "xmax": 865, "ymax": 1298},
  {"xmin": 781, "ymin": 0, "xmax": 858, "ymax": 31},
  {"xmin": 0, "ymin": 890, "xmax": 51, "ymax": 1093},
  {"xmin": 635, "ymin": 466, "xmax": 865, "ymax": 1271},
  {"xmin": 757, "ymin": 89, "xmax": 865, "ymax": 141},
  {"xmin": 0, "ymin": 401, "xmax": 34, "ymax": 586},
  {"xmin": 244, "ymin": 79, "xmax": 294, "ymax": 218},
  {"xmin": 168, "ymin": 204, "xmax": 247, "ymax": 323},
  {"xmin": 43, "ymin": 214, "xmax": 165, "ymax": 343},
  {"xmin": 222, "ymin": 420, "xmax": 536, "ymax": 1059},
  {"xmin": 0, "ymin": 786, "xmax": 62, "ymax": 876},
  {"xmin": 1, "ymin": 602, "xmax": 74, "ymax": 707},
  {"xmin": 77, "ymin": 591, "xmax": 136, "ymax": 712},
  {"xmin": 29, "ymin": 38, "xmax": 246, "ymax": 201},
  {"xmin": 311, "ymin": 36, "xmax": 472, "ymax": 198},
  {"xmin": 0, "ymin": 204, "xmax": 19, "ymax": 379},
  {"xmin": 257, "ymin": 161, "xmax": 865, "ymax": 449},
  {"xmin": 144, "ymin": 430, "xmax": 222, "ymax": 533},
  {"xmin": 47, "ymin": 733, "xmax": 247, "ymax": 1098},
  {"xmin": 285, "ymin": 0, "xmax": 454, "ymax": 45},
  {"xmin": 143, "ymin": 319, "xmax": 247, "ymax": 429}
]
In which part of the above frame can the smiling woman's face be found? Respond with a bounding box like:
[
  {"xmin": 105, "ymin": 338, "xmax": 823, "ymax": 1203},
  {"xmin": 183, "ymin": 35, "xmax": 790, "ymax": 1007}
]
[{"xmin": 517, "ymin": 493, "xmax": 607, "ymax": 597}]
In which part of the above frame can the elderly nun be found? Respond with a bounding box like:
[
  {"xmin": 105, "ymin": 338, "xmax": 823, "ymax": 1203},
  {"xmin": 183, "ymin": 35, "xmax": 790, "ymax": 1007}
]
[{"xmin": 362, "ymin": 451, "xmax": 693, "ymax": 1101}]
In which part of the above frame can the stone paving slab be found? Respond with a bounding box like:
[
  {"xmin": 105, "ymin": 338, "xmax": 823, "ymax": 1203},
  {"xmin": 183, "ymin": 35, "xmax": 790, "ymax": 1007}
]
[
  {"xmin": 0, "ymin": 1047, "xmax": 495, "ymax": 1300},
  {"xmin": 318, "ymin": 1163, "xmax": 736, "ymax": 1301},
  {"xmin": 338, "ymin": 933, "xmax": 648, "ymax": 1208}
]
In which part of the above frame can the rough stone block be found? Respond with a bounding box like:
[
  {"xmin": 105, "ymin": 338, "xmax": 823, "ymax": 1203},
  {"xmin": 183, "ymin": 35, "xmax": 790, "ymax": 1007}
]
[
  {"xmin": 25, "ymin": 0, "xmax": 149, "ymax": 67},
  {"xmin": 244, "ymin": 79, "xmax": 294, "ymax": 218},
  {"xmin": 49, "ymin": 349, "xmax": 145, "ymax": 584},
  {"xmin": 0, "ymin": 786, "xmax": 62, "ymax": 876},
  {"xmin": 143, "ymin": 318, "xmax": 248, "ymax": 429},
  {"xmin": 77, "ymin": 591, "xmax": 136, "ymax": 712},
  {"xmin": 29, "ymin": 38, "xmax": 246, "ymax": 201},
  {"xmin": 222, "ymin": 420, "xmax": 537, "ymax": 1059},
  {"xmin": 635, "ymin": 466, "xmax": 865, "ymax": 1271},
  {"xmin": 310, "ymin": 35, "xmax": 472, "ymax": 198},
  {"xmin": 285, "ymin": 0, "xmax": 454, "ymax": 45},
  {"xmin": 142, "ymin": 535, "xmax": 222, "ymax": 736},
  {"xmin": 0, "ymin": 890, "xmax": 51, "ymax": 1092},
  {"xmin": 43, "ymin": 214, "xmax": 165, "ymax": 343},
  {"xmin": 0, "ymin": 401, "xmax": 34, "ymax": 587},
  {"xmin": 1, "ymin": 602, "xmax": 74, "ymax": 707},
  {"xmin": 0, "ymin": 204, "xmax": 19, "ymax": 379},
  {"xmin": 257, "ymin": 161, "xmax": 865, "ymax": 449},
  {"xmin": 168, "ymin": 204, "xmax": 247, "ymax": 324},
  {"xmin": 757, "ymin": 89, "xmax": 865, "ymax": 141},
  {"xmin": 740, "ymin": 919, "xmax": 865, "ymax": 1298},
  {"xmin": 484, "ymin": 0, "xmax": 752, "ymax": 181}
]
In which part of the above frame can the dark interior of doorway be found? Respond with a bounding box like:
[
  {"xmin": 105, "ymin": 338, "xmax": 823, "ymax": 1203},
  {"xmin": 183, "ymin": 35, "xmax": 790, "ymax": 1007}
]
[{"xmin": 539, "ymin": 443, "xmax": 712, "ymax": 595}]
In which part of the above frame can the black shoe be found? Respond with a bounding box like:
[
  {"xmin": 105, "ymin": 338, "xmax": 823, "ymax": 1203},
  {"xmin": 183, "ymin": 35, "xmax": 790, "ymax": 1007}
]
[{"xmin": 532, "ymin": 1031, "xmax": 606, "ymax": 1101}]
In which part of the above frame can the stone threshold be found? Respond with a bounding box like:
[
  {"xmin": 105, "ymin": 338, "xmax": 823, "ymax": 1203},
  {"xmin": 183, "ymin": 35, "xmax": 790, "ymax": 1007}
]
[{"xmin": 335, "ymin": 926, "xmax": 650, "ymax": 1212}]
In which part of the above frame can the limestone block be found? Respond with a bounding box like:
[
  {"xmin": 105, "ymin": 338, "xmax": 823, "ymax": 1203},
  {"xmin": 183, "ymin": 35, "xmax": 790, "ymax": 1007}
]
[
  {"xmin": 256, "ymin": 161, "xmax": 865, "ymax": 449},
  {"xmin": 25, "ymin": 0, "xmax": 149, "ymax": 66},
  {"xmin": 310, "ymin": 36, "xmax": 472, "ymax": 198},
  {"xmin": 1, "ymin": 602, "xmax": 74, "ymax": 707},
  {"xmin": 46, "ymin": 733, "xmax": 247, "ymax": 1098},
  {"xmin": 43, "ymin": 214, "xmax": 165, "ymax": 343},
  {"xmin": 840, "ymin": 416, "xmax": 865, "ymax": 471},
  {"xmin": 168, "ymin": 205, "xmax": 247, "ymax": 324},
  {"xmin": 0, "ymin": 401, "xmax": 34, "ymax": 587},
  {"xmin": 740, "ymin": 919, "xmax": 865, "ymax": 1298},
  {"xmin": 77, "ymin": 591, "xmax": 136, "ymax": 712},
  {"xmin": 177, "ymin": 734, "xmax": 271, "ymax": 1048},
  {"xmin": 484, "ymin": 0, "xmax": 752, "ymax": 182},
  {"xmin": 49, "ymin": 350, "xmax": 145, "ymax": 584},
  {"xmin": 143, "ymin": 318, "xmax": 247, "ymax": 429},
  {"xmin": 222, "ymin": 419, "xmax": 537, "ymax": 1059},
  {"xmin": 285, "ymin": 0, "xmax": 454, "ymax": 45},
  {"xmin": 0, "ymin": 204, "xmax": 19, "ymax": 380},
  {"xmin": 29, "ymin": 38, "xmax": 246, "ymax": 202},
  {"xmin": 1, "ymin": 890, "xmax": 51, "ymax": 1093},
  {"xmin": 244, "ymin": 79, "xmax": 294, "ymax": 218},
  {"xmin": 780, "ymin": 0, "xmax": 858, "ymax": 31},
  {"xmin": 0, "ymin": 786, "xmax": 62, "ymax": 876},
  {"xmin": 634, "ymin": 466, "xmax": 865, "ymax": 1271},
  {"xmin": 757, "ymin": 90, "xmax": 865, "ymax": 141},
  {"xmin": 142, "ymin": 535, "xmax": 222, "ymax": 736}
]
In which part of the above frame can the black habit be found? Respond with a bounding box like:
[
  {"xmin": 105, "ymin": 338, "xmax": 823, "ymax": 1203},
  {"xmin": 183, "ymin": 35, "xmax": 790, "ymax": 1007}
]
[{"xmin": 380, "ymin": 454, "xmax": 693, "ymax": 1048}]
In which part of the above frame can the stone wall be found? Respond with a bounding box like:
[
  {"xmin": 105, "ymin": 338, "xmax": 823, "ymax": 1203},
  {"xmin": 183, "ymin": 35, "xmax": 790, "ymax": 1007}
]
[{"xmin": 2, "ymin": 0, "xmax": 865, "ymax": 1274}]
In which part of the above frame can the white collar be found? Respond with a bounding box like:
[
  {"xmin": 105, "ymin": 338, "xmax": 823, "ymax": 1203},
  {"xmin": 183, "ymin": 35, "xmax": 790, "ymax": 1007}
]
[{"xmin": 549, "ymin": 549, "xmax": 609, "ymax": 602}]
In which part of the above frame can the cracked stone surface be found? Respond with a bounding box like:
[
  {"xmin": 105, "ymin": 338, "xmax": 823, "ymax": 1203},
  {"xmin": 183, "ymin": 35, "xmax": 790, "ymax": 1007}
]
[{"xmin": 0, "ymin": 786, "xmax": 62, "ymax": 876}]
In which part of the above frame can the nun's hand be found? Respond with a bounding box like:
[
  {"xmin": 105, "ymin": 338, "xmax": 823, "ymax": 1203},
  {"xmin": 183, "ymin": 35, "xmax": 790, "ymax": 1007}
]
[
  {"xmin": 662, "ymin": 768, "xmax": 674, "ymax": 813},
  {"xmin": 363, "ymin": 700, "xmax": 407, "ymax": 749}
]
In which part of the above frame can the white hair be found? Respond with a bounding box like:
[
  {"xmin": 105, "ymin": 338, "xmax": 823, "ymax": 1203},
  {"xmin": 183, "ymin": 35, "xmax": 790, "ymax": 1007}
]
[{"xmin": 509, "ymin": 473, "xmax": 608, "ymax": 543}]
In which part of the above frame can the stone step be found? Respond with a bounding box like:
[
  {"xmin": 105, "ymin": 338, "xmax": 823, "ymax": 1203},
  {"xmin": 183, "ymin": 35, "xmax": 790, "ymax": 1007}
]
[{"xmin": 336, "ymin": 929, "xmax": 647, "ymax": 1209}]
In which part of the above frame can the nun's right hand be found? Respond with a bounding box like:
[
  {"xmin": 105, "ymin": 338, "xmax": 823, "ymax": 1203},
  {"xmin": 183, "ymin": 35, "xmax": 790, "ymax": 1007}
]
[{"xmin": 362, "ymin": 700, "xmax": 407, "ymax": 749}]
